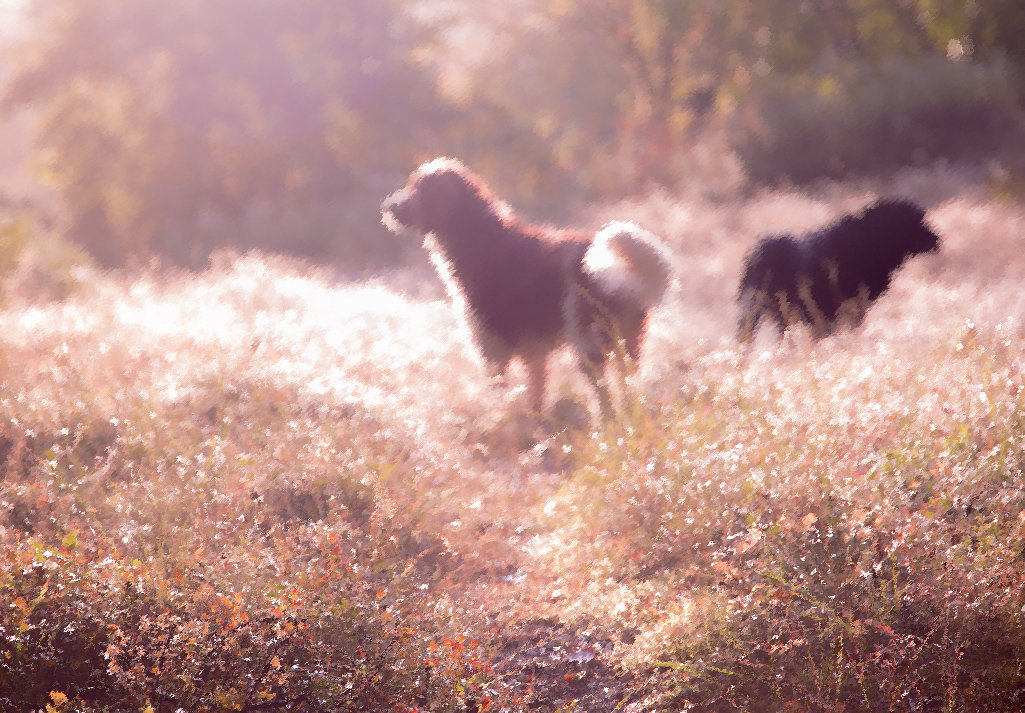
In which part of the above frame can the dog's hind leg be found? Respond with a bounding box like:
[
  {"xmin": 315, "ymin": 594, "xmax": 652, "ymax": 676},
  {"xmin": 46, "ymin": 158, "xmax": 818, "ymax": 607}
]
[
  {"xmin": 593, "ymin": 371, "xmax": 614, "ymax": 420},
  {"xmin": 737, "ymin": 299, "xmax": 762, "ymax": 344},
  {"xmin": 576, "ymin": 353, "xmax": 614, "ymax": 420}
]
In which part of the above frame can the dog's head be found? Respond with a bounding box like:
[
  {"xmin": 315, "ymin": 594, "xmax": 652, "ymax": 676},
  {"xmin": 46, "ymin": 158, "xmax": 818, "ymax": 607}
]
[
  {"xmin": 381, "ymin": 158, "xmax": 500, "ymax": 236},
  {"xmin": 861, "ymin": 199, "xmax": 941, "ymax": 257}
]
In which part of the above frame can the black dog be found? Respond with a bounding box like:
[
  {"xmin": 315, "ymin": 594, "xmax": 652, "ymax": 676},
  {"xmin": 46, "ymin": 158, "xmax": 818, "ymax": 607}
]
[{"xmin": 737, "ymin": 199, "xmax": 940, "ymax": 342}]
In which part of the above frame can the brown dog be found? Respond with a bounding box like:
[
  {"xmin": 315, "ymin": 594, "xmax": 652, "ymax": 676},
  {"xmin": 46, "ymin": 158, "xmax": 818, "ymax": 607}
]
[{"xmin": 382, "ymin": 157, "xmax": 670, "ymax": 415}]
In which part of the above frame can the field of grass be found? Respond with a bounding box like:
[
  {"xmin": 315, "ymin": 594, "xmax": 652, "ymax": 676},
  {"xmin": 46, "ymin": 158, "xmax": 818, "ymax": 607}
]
[{"xmin": 1, "ymin": 166, "xmax": 1024, "ymax": 711}]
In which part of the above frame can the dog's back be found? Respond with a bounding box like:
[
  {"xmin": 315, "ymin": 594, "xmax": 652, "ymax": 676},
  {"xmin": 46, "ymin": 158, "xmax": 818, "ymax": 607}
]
[{"xmin": 810, "ymin": 199, "xmax": 937, "ymax": 303}]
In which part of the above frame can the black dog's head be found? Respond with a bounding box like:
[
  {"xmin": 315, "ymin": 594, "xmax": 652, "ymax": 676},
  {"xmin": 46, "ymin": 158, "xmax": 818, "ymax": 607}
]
[
  {"xmin": 381, "ymin": 158, "xmax": 499, "ymax": 237},
  {"xmin": 859, "ymin": 199, "xmax": 940, "ymax": 258}
]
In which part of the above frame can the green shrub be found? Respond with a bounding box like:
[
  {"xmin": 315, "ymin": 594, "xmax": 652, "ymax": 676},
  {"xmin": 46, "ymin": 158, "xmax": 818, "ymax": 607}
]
[
  {"xmin": 0, "ymin": 213, "xmax": 89, "ymax": 300},
  {"xmin": 0, "ymin": 357, "xmax": 487, "ymax": 710},
  {"xmin": 733, "ymin": 54, "xmax": 1025, "ymax": 184},
  {"xmin": 0, "ymin": 537, "xmax": 486, "ymax": 712}
]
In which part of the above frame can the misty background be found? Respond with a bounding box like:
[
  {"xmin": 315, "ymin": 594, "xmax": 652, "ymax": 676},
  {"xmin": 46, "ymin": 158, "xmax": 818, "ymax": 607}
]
[{"xmin": 0, "ymin": 0, "xmax": 1022, "ymax": 275}]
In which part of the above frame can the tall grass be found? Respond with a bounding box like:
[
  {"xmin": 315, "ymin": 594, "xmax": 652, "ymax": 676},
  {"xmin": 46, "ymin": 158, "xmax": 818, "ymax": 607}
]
[{"xmin": 1, "ymin": 169, "xmax": 1024, "ymax": 710}]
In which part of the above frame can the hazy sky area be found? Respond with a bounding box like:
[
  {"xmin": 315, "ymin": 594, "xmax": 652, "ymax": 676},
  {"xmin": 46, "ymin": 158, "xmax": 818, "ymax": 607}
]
[{"xmin": 0, "ymin": 1, "xmax": 24, "ymax": 43}]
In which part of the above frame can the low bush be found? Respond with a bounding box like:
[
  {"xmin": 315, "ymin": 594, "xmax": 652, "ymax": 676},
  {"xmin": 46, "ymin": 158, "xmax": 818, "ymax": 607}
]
[
  {"xmin": 539, "ymin": 322, "xmax": 1025, "ymax": 711},
  {"xmin": 0, "ymin": 340, "xmax": 487, "ymax": 710},
  {"xmin": 0, "ymin": 190, "xmax": 1023, "ymax": 711},
  {"xmin": 0, "ymin": 212, "xmax": 89, "ymax": 301}
]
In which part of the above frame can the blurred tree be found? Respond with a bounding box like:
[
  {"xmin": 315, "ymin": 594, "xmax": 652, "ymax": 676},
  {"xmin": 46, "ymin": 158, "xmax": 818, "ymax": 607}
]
[
  {"xmin": 918, "ymin": 0, "xmax": 1025, "ymax": 62},
  {"xmin": 498, "ymin": 0, "xmax": 937, "ymax": 185},
  {"xmin": 408, "ymin": 0, "xmax": 734, "ymax": 195},
  {"xmin": 3, "ymin": 0, "xmax": 447, "ymax": 268},
  {"xmin": 402, "ymin": 0, "xmax": 1025, "ymax": 196},
  {"xmin": 749, "ymin": 0, "xmax": 931, "ymax": 73},
  {"xmin": 399, "ymin": 2, "xmax": 631, "ymax": 208},
  {"xmin": 4, "ymin": 0, "xmax": 1024, "ymax": 260},
  {"xmin": 574, "ymin": 0, "xmax": 726, "ymax": 182}
]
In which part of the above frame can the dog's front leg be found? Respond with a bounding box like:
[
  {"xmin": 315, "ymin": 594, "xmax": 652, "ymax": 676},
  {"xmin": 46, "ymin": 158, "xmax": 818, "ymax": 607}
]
[
  {"xmin": 524, "ymin": 356, "xmax": 548, "ymax": 414},
  {"xmin": 483, "ymin": 360, "xmax": 508, "ymax": 389}
]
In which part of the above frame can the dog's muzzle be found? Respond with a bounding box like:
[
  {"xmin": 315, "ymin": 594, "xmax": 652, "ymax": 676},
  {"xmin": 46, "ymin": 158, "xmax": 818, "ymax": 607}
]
[{"xmin": 381, "ymin": 188, "xmax": 416, "ymax": 231}]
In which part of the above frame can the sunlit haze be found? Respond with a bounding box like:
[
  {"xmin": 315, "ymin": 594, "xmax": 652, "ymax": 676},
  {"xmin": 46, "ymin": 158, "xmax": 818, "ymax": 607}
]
[{"xmin": 1, "ymin": 1, "xmax": 1025, "ymax": 709}]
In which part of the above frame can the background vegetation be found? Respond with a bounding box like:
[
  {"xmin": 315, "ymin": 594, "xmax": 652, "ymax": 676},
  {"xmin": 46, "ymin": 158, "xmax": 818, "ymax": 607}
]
[
  {"xmin": 1, "ymin": 0, "xmax": 1024, "ymax": 268},
  {"xmin": 0, "ymin": 1, "xmax": 1024, "ymax": 711}
]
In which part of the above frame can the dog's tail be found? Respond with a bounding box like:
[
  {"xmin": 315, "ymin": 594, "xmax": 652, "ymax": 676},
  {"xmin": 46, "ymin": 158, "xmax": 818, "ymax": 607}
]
[{"xmin": 583, "ymin": 221, "xmax": 672, "ymax": 308}]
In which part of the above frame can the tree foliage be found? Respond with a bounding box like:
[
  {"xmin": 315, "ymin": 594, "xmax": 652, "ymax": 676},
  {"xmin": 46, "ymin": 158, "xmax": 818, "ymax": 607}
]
[
  {"xmin": 2, "ymin": 0, "xmax": 1024, "ymax": 267},
  {"xmin": 5, "ymin": 0, "xmax": 446, "ymax": 267}
]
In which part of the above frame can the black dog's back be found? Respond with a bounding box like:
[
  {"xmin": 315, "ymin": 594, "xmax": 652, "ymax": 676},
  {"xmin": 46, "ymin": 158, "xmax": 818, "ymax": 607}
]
[
  {"xmin": 738, "ymin": 199, "xmax": 939, "ymax": 342},
  {"xmin": 808, "ymin": 200, "xmax": 934, "ymax": 302}
]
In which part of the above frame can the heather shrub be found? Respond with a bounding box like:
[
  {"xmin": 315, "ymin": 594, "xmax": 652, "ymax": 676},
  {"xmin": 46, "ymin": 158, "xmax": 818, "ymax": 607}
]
[
  {"xmin": 0, "ymin": 534, "xmax": 485, "ymax": 711},
  {"xmin": 0, "ymin": 181, "xmax": 1023, "ymax": 712},
  {"xmin": 0, "ymin": 544, "xmax": 115, "ymax": 708},
  {"xmin": 0, "ymin": 278, "xmax": 490, "ymax": 710},
  {"xmin": 537, "ymin": 320, "xmax": 1025, "ymax": 711}
]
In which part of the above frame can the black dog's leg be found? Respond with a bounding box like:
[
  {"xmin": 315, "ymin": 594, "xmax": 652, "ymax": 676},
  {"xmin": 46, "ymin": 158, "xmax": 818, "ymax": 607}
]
[{"xmin": 737, "ymin": 289, "xmax": 764, "ymax": 344}]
